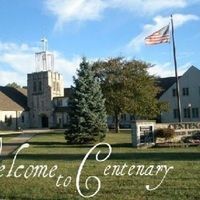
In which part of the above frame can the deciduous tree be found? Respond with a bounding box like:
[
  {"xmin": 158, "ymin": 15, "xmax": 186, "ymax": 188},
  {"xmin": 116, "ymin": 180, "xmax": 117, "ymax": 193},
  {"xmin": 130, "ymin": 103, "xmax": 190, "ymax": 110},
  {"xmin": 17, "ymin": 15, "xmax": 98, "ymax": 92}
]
[
  {"xmin": 93, "ymin": 57, "xmax": 167, "ymax": 133},
  {"xmin": 6, "ymin": 82, "xmax": 21, "ymax": 88}
]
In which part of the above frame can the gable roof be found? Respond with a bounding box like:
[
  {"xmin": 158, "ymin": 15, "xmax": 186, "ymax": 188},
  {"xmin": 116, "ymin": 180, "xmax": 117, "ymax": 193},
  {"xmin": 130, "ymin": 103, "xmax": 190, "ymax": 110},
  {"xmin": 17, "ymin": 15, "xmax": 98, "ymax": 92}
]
[
  {"xmin": 0, "ymin": 87, "xmax": 28, "ymax": 111},
  {"xmin": 185, "ymin": 65, "xmax": 200, "ymax": 74},
  {"xmin": 156, "ymin": 77, "xmax": 178, "ymax": 98},
  {"xmin": 157, "ymin": 65, "xmax": 200, "ymax": 99}
]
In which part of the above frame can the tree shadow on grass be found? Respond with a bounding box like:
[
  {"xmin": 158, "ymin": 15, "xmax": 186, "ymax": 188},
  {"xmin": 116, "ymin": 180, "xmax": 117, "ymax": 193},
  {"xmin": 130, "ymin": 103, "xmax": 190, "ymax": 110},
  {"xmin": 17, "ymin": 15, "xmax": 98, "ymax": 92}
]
[
  {"xmin": 28, "ymin": 142, "xmax": 132, "ymax": 148},
  {"xmin": 28, "ymin": 141, "xmax": 95, "ymax": 149},
  {"xmin": 7, "ymin": 151, "xmax": 200, "ymax": 162},
  {"xmin": 1, "ymin": 134, "xmax": 21, "ymax": 138},
  {"xmin": 3, "ymin": 143, "xmax": 24, "ymax": 146},
  {"xmin": 110, "ymin": 152, "xmax": 200, "ymax": 161},
  {"xmin": 34, "ymin": 132, "xmax": 65, "ymax": 136},
  {"xmin": 28, "ymin": 142, "xmax": 130, "ymax": 149},
  {"xmin": 111, "ymin": 143, "xmax": 132, "ymax": 148},
  {"xmin": 29, "ymin": 141, "xmax": 68, "ymax": 146}
]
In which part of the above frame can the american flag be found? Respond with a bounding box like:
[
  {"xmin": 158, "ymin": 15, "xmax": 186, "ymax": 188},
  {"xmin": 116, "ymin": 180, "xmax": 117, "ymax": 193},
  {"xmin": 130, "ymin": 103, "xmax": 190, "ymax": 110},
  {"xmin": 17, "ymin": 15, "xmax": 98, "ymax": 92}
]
[{"xmin": 145, "ymin": 24, "xmax": 170, "ymax": 45}]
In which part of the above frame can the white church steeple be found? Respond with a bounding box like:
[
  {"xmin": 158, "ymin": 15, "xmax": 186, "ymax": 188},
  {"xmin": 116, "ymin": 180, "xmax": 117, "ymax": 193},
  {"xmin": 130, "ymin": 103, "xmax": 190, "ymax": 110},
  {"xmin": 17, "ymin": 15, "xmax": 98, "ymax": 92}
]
[{"xmin": 35, "ymin": 38, "xmax": 54, "ymax": 72}]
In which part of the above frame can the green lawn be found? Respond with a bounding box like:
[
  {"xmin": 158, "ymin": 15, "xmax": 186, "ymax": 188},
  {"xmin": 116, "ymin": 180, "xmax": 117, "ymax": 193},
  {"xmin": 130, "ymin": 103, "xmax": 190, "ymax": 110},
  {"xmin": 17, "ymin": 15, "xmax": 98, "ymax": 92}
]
[
  {"xmin": 1, "ymin": 133, "xmax": 22, "ymax": 143},
  {"xmin": 0, "ymin": 131, "xmax": 199, "ymax": 200}
]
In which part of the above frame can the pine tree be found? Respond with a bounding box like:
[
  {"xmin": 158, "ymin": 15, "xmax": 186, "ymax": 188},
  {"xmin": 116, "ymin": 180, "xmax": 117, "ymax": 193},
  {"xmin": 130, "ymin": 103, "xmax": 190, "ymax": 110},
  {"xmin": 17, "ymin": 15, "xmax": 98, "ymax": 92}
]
[{"xmin": 65, "ymin": 58, "xmax": 107, "ymax": 144}]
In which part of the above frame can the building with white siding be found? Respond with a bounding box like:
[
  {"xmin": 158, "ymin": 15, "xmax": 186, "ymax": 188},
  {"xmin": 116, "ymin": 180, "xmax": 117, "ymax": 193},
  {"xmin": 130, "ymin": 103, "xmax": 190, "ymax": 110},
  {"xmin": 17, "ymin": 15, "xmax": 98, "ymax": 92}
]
[
  {"xmin": 0, "ymin": 39, "xmax": 67, "ymax": 130},
  {"xmin": 159, "ymin": 66, "xmax": 200, "ymax": 123},
  {"xmin": 0, "ymin": 86, "xmax": 29, "ymax": 130}
]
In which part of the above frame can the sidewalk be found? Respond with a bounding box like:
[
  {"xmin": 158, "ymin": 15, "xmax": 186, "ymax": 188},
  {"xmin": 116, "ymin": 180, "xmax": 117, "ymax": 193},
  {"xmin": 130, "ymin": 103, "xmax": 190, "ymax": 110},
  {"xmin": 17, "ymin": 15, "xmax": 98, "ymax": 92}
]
[
  {"xmin": 0, "ymin": 133, "xmax": 35, "ymax": 157},
  {"xmin": 0, "ymin": 128, "xmax": 65, "ymax": 136}
]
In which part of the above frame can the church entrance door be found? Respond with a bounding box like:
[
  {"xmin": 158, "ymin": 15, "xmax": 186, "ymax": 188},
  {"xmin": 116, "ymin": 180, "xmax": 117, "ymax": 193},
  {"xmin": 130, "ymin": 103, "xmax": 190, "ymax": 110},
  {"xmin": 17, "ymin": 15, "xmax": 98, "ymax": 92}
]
[{"xmin": 41, "ymin": 115, "xmax": 49, "ymax": 128}]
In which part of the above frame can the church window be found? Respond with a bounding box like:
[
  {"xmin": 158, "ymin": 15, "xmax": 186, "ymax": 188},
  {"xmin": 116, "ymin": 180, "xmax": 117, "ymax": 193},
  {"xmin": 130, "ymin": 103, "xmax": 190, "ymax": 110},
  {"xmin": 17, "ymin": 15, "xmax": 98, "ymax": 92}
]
[
  {"xmin": 172, "ymin": 89, "xmax": 177, "ymax": 96},
  {"xmin": 39, "ymin": 81, "xmax": 42, "ymax": 91},
  {"xmin": 53, "ymin": 81, "xmax": 56, "ymax": 91},
  {"xmin": 183, "ymin": 88, "xmax": 189, "ymax": 96},
  {"xmin": 57, "ymin": 82, "xmax": 59, "ymax": 91},
  {"xmin": 192, "ymin": 108, "xmax": 199, "ymax": 118},
  {"xmin": 21, "ymin": 115, "xmax": 24, "ymax": 123},
  {"xmin": 173, "ymin": 109, "xmax": 179, "ymax": 119},
  {"xmin": 33, "ymin": 81, "xmax": 37, "ymax": 92},
  {"xmin": 184, "ymin": 108, "xmax": 191, "ymax": 118}
]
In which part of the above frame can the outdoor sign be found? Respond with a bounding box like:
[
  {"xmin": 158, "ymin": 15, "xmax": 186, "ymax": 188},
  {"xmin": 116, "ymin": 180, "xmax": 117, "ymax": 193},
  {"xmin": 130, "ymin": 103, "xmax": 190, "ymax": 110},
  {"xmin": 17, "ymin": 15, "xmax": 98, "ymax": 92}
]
[
  {"xmin": 168, "ymin": 122, "xmax": 200, "ymax": 136},
  {"xmin": 131, "ymin": 121, "xmax": 155, "ymax": 147}
]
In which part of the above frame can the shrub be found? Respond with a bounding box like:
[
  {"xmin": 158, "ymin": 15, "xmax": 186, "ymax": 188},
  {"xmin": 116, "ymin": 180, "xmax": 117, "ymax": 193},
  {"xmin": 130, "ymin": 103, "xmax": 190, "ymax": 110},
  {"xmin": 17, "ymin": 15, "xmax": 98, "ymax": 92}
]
[
  {"xmin": 155, "ymin": 128, "xmax": 175, "ymax": 141},
  {"xmin": 182, "ymin": 132, "xmax": 200, "ymax": 143}
]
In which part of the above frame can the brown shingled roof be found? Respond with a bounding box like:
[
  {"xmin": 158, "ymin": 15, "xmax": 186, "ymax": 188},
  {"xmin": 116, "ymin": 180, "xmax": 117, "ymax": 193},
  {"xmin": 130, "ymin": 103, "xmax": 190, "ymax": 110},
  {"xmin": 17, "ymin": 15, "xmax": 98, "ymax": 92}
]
[{"xmin": 0, "ymin": 87, "xmax": 28, "ymax": 111}]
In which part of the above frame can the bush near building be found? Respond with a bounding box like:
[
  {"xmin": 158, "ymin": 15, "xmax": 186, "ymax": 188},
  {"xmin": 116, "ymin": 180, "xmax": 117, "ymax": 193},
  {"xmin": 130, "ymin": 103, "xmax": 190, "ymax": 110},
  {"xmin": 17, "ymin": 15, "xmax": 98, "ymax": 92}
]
[
  {"xmin": 155, "ymin": 128, "xmax": 175, "ymax": 142},
  {"xmin": 183, "ymin": 132, "xmax": 200, "ymax": 144}
]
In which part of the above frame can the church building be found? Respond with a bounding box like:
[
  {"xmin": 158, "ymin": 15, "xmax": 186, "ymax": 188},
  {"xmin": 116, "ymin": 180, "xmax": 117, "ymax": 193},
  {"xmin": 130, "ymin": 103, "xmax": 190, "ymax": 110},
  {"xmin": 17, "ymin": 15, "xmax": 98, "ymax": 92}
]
[
  {"xmin": 0, "ymin": 39, "xmax": 69, "ymax": 130},
  {"xmin": 0, "ymin": 39, "xmax": 200, "ymax": 130},
  {"xmin": 158, "ymin": 66, "xmax": 200, "ymax": 123}
]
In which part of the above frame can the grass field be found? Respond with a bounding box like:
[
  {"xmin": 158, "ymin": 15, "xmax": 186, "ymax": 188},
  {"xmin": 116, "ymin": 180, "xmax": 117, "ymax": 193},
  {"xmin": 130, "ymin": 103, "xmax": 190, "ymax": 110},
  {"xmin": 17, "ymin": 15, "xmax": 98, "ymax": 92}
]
[{"xmin": 0, "ymin": 131, "xmax": 199, "ymax": 200}]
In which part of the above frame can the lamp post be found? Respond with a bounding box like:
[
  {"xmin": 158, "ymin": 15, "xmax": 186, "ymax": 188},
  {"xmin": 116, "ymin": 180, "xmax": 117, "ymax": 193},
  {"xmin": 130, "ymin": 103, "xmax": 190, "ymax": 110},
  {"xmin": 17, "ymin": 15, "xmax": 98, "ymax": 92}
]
[{"xmin": 188, "ymin": 103, "xmax": 192, "ymax": 122}]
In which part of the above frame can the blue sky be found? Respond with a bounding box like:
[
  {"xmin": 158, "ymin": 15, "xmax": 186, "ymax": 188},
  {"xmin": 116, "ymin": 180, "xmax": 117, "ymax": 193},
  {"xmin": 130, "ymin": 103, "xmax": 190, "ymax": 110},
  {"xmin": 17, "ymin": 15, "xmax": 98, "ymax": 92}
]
[{"xmin": 0, "ymin": 0, "xmax": 200, "ymax": 86}]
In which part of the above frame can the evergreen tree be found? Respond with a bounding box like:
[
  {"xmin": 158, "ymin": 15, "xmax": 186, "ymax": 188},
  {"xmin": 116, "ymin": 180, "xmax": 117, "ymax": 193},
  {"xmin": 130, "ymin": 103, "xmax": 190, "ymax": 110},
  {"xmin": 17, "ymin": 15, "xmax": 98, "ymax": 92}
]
[{"xmin": 65, "ymin": 58, "xmax": 107, "ymax": 144}]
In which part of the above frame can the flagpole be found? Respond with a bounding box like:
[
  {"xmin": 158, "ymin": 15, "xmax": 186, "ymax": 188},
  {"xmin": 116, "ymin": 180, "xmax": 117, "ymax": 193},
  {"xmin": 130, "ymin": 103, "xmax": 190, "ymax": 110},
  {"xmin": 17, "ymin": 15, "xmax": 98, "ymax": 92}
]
[{"xmin": 170, "ymin": 15, "xmax": 182, "ymax": 123}]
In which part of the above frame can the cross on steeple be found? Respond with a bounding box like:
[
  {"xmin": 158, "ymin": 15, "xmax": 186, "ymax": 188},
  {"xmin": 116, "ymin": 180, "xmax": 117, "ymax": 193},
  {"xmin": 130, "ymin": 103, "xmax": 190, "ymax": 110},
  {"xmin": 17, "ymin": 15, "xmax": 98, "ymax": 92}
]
[{"xmin": 41, "ymin": 37, "xmax": 48, "ymax": 52}]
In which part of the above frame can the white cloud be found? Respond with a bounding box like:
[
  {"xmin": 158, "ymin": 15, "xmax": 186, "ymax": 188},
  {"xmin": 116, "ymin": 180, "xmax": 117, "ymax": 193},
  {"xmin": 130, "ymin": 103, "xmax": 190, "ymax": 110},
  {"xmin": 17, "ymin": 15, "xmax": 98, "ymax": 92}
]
[
  {"xmin": 171, "ymin": 14, "xmax": 199, "ymax": 26},
  {"xmin": 0, "ymin": 53, "xmax": 35, "ymax": 74},
  {"xmin": 109, "ymin": 0, "xmax": 187, "ymax": 14},
  {"xmin": 45, "ymin": 0, "xmax": 107, "ymax": 30},
  {"xmin": 0, "ymin": 41, "xmax": 82, "ymax": 87},
  {"xmin": 0, "ymin": 42, "xmax": 36, "ymax": 52},
  {"xmin": 148, "ymin": 61, "xmax": 191, "ymax": 77},
  {"xmin": 45, "ymin": 0, "xmax": 190, "ymax": 29},
  {"xmin": 0, "ymin": 41, "xmax": 41, "ymax": 75},
  {"xmin": 126, "ymin": 14, "xmax": 199, "ymax": 52},
  {"xmin": 0, "ymin": 71, "xmax": 26, "ymax": 86}
]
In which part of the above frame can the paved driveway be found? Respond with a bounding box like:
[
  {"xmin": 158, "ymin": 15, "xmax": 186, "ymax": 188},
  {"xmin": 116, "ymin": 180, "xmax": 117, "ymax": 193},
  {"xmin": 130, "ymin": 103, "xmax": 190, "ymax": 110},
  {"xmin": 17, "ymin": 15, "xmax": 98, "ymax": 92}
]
[{"xmin": 0, "ymin": 133, "xmax": 35, "ymax": 157}]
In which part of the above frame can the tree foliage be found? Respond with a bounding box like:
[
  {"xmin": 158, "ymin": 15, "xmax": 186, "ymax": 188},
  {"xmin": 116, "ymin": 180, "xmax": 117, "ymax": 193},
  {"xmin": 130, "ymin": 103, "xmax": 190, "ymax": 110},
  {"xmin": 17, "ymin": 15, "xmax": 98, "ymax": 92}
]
[
  {"xmin": 65, "ymin": 58, "xmax": 107, "ymax": 144},
  {"xmin": 6, "ymin": 82, "xmax": 21, "ymax": 88},
  {"xmin": 93, "ymin": 57, "xmax": 168, "ymax": 133}
]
